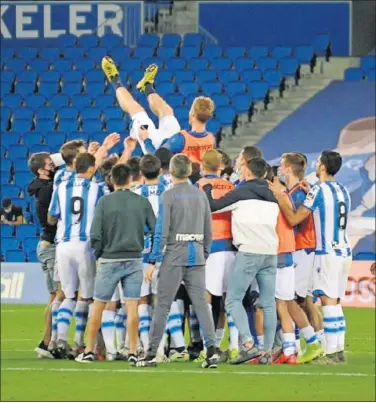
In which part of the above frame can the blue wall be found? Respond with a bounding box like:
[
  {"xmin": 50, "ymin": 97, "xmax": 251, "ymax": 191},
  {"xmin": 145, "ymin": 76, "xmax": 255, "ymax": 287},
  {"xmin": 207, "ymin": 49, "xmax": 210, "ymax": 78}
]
[{"xmin": 199, "ymin": 1, "xmax": 351, "ymax": 55}]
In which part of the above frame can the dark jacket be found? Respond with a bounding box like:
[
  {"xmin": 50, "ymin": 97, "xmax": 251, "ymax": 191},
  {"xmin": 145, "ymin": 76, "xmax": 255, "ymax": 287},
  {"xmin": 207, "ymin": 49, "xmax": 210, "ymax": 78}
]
[
  {"xmin": 27, "ymin": 177, "xmax": 56, "ymax": 244},
  {"xmin": 90, "ymin": 189, "xmax": 157, "ymax": 260}
]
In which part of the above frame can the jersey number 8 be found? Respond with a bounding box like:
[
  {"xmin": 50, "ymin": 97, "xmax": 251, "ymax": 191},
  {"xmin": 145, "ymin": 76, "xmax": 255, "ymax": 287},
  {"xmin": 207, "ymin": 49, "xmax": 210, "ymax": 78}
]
[{"xmin": 338, "ymin": 201, "xmax": 347, "ymax": 230}]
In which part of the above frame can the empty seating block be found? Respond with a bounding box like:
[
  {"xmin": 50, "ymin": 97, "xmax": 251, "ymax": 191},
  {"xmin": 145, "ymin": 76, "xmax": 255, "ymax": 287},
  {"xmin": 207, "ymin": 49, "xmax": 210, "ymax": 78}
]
[{"xmin": 344, "ymin": 68, "xmax": 364, "ymax": 81}]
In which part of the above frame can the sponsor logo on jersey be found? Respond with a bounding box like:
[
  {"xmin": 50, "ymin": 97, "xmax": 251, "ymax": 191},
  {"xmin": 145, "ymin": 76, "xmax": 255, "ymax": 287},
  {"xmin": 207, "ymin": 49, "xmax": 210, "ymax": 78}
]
[
  {"xmin": 186, "ymin": 144, "xmax": 213, "ymax": 152},
  {"xmin": 176, "ymin": 233, "xmax": 204, "ymax": 242}
]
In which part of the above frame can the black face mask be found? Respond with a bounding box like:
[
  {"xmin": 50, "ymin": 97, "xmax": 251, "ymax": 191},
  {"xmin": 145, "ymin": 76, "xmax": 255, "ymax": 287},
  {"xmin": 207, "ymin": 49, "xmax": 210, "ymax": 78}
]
[{"xmin": 45, "ymin": 168, "xmax": 56, "ymax": 180}]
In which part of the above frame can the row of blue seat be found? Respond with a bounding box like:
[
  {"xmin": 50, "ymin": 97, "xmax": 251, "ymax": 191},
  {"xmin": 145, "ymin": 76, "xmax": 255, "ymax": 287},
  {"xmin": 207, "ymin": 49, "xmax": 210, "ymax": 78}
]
[
  {"xmin": 2, "ymin": 236, "xmax": 39, "ymax": 255},
  {"xmin": 344, "ymin": 67, "xmax": 375, "ymax": 81},
  {"xmin": 2, "ymin": 250, "xmax": 38, "ymax": 262},
  {"xmin": 1, "ymin": 224, "xmax": 39, "ymax": 241}
]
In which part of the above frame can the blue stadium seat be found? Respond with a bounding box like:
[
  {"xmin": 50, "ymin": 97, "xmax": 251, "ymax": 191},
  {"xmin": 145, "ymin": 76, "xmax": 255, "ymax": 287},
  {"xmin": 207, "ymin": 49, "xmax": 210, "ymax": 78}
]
[
  {"xmin": 100, "ymin": 34, "xmax": 123, "ymax": 49},
  {"xmin": 51, "ymin": 60, "xmax": 72, "ymax": 73},
  {"xmin": 272, "ymin": 46, "xmax": 292, "ymax": 60},
  {"xmin": 29, "ymin": 144, "xmax": 51, "ymax": 154},
  {"xmin": 2, "ymin": 94, "xmax": 23, "ymax": 109},
  {"xmin": 1, "ymin": 71, "xmax": 15, "ymax": 83},
  {"xmin": 72, "ymin": 94, "xmax": 92, "ymax": 109},
  {"xmin": 12, "ymin": 198, "xmax": 29, "ymax": 211},
  {"xmin": 185, "ymin": 93, "xmax": 200, "ymax": 107},
  {"xmin": 95, "ymin": 95, "xmax": 114, "ymax": 109},
  {"xmin": 367, "ymin": 69, "xmax": 376, "ymax": 81},
  {"xmin": 157, "ymin": 82, "xmax": 175, "ymax": 96},
  {"xmin": 134, "ymin": 47, "xmax": 155, "ymax": 60},
  {"xmin": 18, "ymin": 48, "xmax": 38, "ymax": 61},
  {"xmin": 1, "ymin": 107, "xmax": 11, "ymax": 122},
  {"xmin": 2, "ymin": 48, "xmax": 14, "ymax": 62},
  {"xmin": 81, "ymin": 107, "xmax": 102, "ymax": 121},
  {"xmin": 218, "ymin": 70, "xmax": 239, "ymax": 85},
  {"xmin": 1, "ymin": 238, "xmax": 20, "ymax": 255},
  {"xmin": 207, "ymin": 118, "xmax": 221, "ymax": 135},
  {"xmin": 226, "ymin": 47, "xmax": 246, "ymax": 61},
  {"xmin": 37, "ymin": 108, "xmax": 55, "ymax": 120},
  {"xmin": 74, "ymin": 58, "xmax": 96, "ymax": 72},
  {"xmin": 28, "ymin": 250, "xmax": 39, "ymax": 262},
  {"xmin": 1, "ymin": 158, "xmax": 13, "ymax": 173},
  {"xmin": 5, "ymin": 250, "xmax": 26, "ymax": 262},
  {"xmin": 212, "ymin": 93, "xmax": 230, "ymax": 107},
  {"xmin": 63, "ymin": 81, "xmax": 82, "ymax": 94},
  {"xmin": 1, "ymin": 171, "xmax": 9, "ymax": 184},
  {"xmin": 45, "ymin": 133, "xmax": 66, "ymax": 150},
  {"xmin": 166, "ymin": 57, "xmax": 187, "ymax": 71},
  {"xmin": 58, "ymin": 107, "xmax": 78, "ymax": 120},
  {"xmin": 344, "ymin": 68, "xmax": 364, "ymax": 81},
  {"xmin": 58, "ymin": 119, "xmax": 78, "ymax": 133},
  {"xmin": 14, "ymin": 158, "xmax": 29, "ymax": 171},
  {"xmin": 78, "ymin": 34, "xmax": 99, "ymax": 49},
  {"xmin": 39, "ymin": 48, "xmax": 60, "ymax": 62},
  {"xmin": 175, "ymin": 70, "xmax": 195, "ymax": 85},
  {"xmin": 39, "ymin": 82, "xmax": 60, "ymax": 97},
  {"xmin": 161, "ymin": 34, "xmax": 181, "ymax": 49},
  {"xmin": 211, "ymin": 57, "xmax": 232, "ymax": 71},
  {"xmin": 66, "ymin": 132, "xmax": 89, "ymax": 143},
  {"xmin": 1, "ymin": 119, "xmax": 9, "ymax": 132},
  {"xmin": 1, "ymin": 81, "xmax": 12, "ymax": 96},
  {"xmin": 155, "ymin": 70, "xmax": 173, "ymax": 85},
  {"xmin": 86, "ymin": 70, "xmax": 104, "ymax": 83},
  {"xmin": 90, "ymin": 132, "xmax": 107, "ymax": 143},
  {"xmin": 264, "ymin": 69, "xmax": 283, "ymax": 90},
  {"xmin": 35, "ymin": 119, "xmax": 55, "ymax": 132},
  {"xmin": 62, "ymin": 47, "xmax": 83, "ymax": 61},
  {"xmin": 201, "ymin": 81, "xmax": 223, "ymax": 96},
  {"xmin": 142, "ymin": 57, "xmax": 163, "ymax": 69},
  {"xmin": 13, "ymin": 108, "xmax": 34, "ymax": 121},
  {"xmin": 157, "ymin": 47, "xmax": 177, "ymax": 60},
  {"xmin": 41, "ymin": 71, "xmax": 60, "ymax": 83},
  {"xmin": 102, "ymin": 108, "xmax": 123, "ymax": 121},
  {"xmin": 138, "ymin": 33, "xmax": 160, "ymax": 48},
  {"xmin": 16, "ymin": 224, "xmax": 37, "ymax": 242},
  {"xmin": 86, "ymin": 83, "xmax": 105, "ymax": 98},
  {"xmin": 119, "ymin": 57, "xmax": 141, "ymax": 72},
  {"xmin": 216, "ymin": 106, "xmax": 236, "ymax": 126},
  {"xmin": 87, "ymin": 47, "xmax": 107, "ymax": 61},
  {"xmin": 82, "ymin": 119, "xmax": 103, "ymax": 132},
  {"xmin": 249, "ymin": 46, "xmax": 269, "ymax": 60},
  {"xmin": 49, "ymin": 94, "xmax": 69, "ymax": 108},
  {"xmin": 28, "ymin": 58, "xmax": 50, "ymax": 72},
  {"xmin": 6, "ymin": 59, "xmax": 28, "ymax": 74},
  {"xmin": 58, "ymin": 33, "xmax": 77, "ymax": 48},
  {"xmin": 279, "ymin": 58, "xmax": 299, "ymax": 78},
  {"xmin": 109, "ymin": 46, "xmax": 132, "ymax": 62},
  {"xmin": 312, "ymin": 33, "xmax": 331, "ymax": 57},
  {"xmin": 360, "ymin": 56, "xmax": 376, "ymax": 71},
  {"xmin": 257, "ymin": 57, "xmax": 277, "ymax": 72},
  {"xmin": 2, "ymin": 184, "xmax": 21, "ymax": 198},
  {"xmin": 0, "ymin": 147, "xmax": 6, "ymax": 158},
  {"xmin": 26, "ymin": 94, "xmax": 46, "ymax": 110},
  {"xmin": 247, "ymin": 81, "xmax": 269, "ymax": 101},
  {"xmin": 197, "ymin": 70, "xmax": 217, "ymax": 83},
  {"xmin": 165, "ymin": 93, "xmax": 184, "ymax": 108},
  {"xmin": 64, "ymin": 71, "xmax": 83, "ymax": 83},
  {"xmin": 18, "ymin": 71, "xmax": 38, "ymax": 84},
  {"xmin": 174, "ymin": 106, "xmax": 190, "ymax": 122},
  {"xmin": 203, "ymin": 45, "xmax": 222, "ymax": 60},
  {"xmin": 16, "ymin": 83, "xmax": 35, "ymax": 98},
  {"xmin": 23, "ymin": 133, "xmax": 44, "ymax": 148},
  {"xmin": 180, "ymin": 47, "xmax": 200, "ymax": 59},
  {"xmin": 183, "ymin": 33, "xmax": 203, "ymax": 48},
  {"xmin": 226, "ymin": 81, "xmax": 246, "ymax": 97},
  {"xmin": 2, "ymin": 134, "xmax": 19, "ymax": 148},
  {"xmin": 178, "ymin": 82, "xmax": 199, "ymax": 96},
  {"xmin": 1, "ymin": 224, "xmax": 14, "ymax": 237},
  {"xmin": 8, "ymin": 145, "xmax": 28, "ymax": 159},
  {"xmin": 189, "ymin": 57, "xmax": 209, "ymax": 72},
  {"xmin": 129, "ymin": 70, "xmax": 144, "ymax": 88},
  {"xmin": 12, "ymin": 120, "xmax": 31, "ymax": 133},
  {"xmin": 106, "ymin": 119, "xmax": 126, "ymax": 133},
  {"xmin": 241, "ymin": 69, "xmax": 262, "ymax": 83},
  {"xmin": 14, "ymin": 171, "xmax": 33, "ymax": 189},
  {"xmin": 295, "ymin": 45, "xmax": 314, "ymax": 64}
]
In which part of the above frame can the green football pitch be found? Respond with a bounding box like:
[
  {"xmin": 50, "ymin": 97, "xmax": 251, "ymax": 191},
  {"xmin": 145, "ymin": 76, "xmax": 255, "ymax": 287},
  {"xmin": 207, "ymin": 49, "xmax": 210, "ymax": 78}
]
[{"xmin": 1, "ymin": 305, "xmax": 375, "ymax": 401}]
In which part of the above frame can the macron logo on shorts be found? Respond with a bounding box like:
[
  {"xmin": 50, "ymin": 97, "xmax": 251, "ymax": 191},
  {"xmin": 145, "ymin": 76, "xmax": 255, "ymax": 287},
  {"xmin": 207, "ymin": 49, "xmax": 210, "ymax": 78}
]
[{"xmin": 176, "ymin": 234, "xmax": 204, "ymax": 242}]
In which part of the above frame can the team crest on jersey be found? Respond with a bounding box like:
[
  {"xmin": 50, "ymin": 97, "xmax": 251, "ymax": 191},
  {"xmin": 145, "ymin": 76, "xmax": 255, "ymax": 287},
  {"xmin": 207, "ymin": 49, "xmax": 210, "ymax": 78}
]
[{"xmin": 316, "ymin": 266, "xmax": 321, "ymax": 273}]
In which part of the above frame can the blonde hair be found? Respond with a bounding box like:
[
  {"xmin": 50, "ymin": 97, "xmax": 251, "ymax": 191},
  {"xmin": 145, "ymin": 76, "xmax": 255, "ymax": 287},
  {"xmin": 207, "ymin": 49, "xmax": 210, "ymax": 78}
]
[
  {"xmin": 191, "ymin": 96, "xmax": 215, "ymax": 123},
  {"xmin": 282, "ymin": 152, "xmax": 307, "ymax": 180},
  {"xmin": 202, "ymin": 149, "xmax": 222, "ymax": 172}
]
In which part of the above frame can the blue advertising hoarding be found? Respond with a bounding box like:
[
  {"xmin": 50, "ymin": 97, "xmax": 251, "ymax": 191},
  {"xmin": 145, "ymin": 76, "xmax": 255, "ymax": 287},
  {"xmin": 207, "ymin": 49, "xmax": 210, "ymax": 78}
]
[
  {"xmin": 0, "ymin": 1, "xmax": 143, "ymax": 48},
  {"xmin": 198, "ymin": 1, "xmax": 351, "ymax": 55}
]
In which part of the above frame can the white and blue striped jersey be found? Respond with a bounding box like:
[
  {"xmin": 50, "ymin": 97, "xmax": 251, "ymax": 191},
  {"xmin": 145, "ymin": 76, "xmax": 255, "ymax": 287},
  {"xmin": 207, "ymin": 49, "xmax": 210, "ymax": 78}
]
[
  {"xmin": 54, "ymin": 167, "xmax": 76, "ymax": 188},
  {"xmin": 303, "ymin": 181, "xmax": 352, "ymax": 257},
  {"xmin": 159, "ymin": 173, "xmax": 174, "ymax": 192},
  {"xmin": 49, "ymin": 176, "xmax": 105, "ymax": 244}
]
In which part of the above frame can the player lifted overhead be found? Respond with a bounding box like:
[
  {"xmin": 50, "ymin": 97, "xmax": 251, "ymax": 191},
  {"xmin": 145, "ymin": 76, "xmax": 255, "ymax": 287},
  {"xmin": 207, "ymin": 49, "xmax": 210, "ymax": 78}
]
[
  {"xmin": 101, "ymin": 57, "xmax": 180, "ymax": 155},
  {"xmin": 269, "ymin": 150, "xmax": 352, "ymax": 364}
]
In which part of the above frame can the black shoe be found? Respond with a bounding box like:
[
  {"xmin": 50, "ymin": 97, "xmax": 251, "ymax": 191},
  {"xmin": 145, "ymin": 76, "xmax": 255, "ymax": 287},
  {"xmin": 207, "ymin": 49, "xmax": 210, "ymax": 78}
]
[
  {"xmin": 188, "ymin": 342, "xmax": 203, "ymax": 361},
  {"xmin": 201, "ymin": 353, "xmax": 220, "ymax": 369},
  {"xmin": 75, "ymin": 352, "xmax": 95, "ymax": 363},
  {"xmin": 134, "ymin": 355, "xmax": 157, "ymax": 367},
  {"xmin": 34, "ymin": 341, "xmax": 54, "ymax": 359},
  {"xmin": 128, "ymin": 354, "xmax": 138, "ymax": 365}
]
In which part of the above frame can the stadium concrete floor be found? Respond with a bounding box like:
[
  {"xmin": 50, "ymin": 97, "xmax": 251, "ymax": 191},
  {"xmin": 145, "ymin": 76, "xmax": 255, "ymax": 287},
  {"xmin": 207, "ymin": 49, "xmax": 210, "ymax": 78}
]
[{"xmin": 1, "ymin": 306, "xmax": 375, "ymax": 401}]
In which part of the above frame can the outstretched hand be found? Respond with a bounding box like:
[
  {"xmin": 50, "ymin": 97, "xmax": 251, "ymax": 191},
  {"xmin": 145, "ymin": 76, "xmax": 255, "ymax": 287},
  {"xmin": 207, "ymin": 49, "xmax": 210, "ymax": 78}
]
[
  {"xmin": 103, "ymin": 132, "xmax": 121, "ymax": 151},
  {"xmin": 267, "ymin": 177, "xmax": 285, "ymax": 196},
  {"xmin": 124, "ymin": 136, "xmax": 137, "ymax": 151},
  {"xmin": 88, "ymin": 141, "xmax": 100, "ymax": 155},
  {"xmin": 299, "ymin": 180, "xmax": 311, "ymax": 194},
  {"xmin": 139, "ymin": 128, "xmax": 150, "ymax": 141}
]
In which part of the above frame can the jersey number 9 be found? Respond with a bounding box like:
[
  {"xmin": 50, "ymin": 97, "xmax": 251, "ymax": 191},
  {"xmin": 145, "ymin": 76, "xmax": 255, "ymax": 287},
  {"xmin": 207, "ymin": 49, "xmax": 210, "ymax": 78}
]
[{"xmin": 71, "ymin": 196, "xmax": 84, "ymax": 223}]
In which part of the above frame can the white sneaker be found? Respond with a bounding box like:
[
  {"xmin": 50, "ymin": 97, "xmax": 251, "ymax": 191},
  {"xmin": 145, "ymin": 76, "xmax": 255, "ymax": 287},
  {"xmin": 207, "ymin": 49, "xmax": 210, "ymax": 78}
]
[
  {"xmin": 118, "ymin": 346, "xmax": 129, "ymax": 360},
  {"xmin": 169, "ymin": 349, "xmax": 189, "ymax": 362},
  {"xmin": 106, "ymin": 352, "xmax": 117, "ymax": 361},
  {"xmin": 156, "ymin": 352, "xmax": 170, "ymax": 364}
]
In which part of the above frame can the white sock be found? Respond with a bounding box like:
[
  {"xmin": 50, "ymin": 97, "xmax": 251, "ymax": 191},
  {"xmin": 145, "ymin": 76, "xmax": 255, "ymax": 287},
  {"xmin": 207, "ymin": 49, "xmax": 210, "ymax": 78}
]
[
  {"xmin": 336, "ymin": 304, "xmax": 346, "ymax": 352},
  {"xmin": 168, "ymin": 301, "xmax": 185, "ymax": 349},
  {"xmin": 301, "ymin": 325, "xmax": 319, "ymax": 345},
  {"xmin": 216, "ymin": 328, "xmax": 225, "ymax": 348},
  {"xmin": 57, "ymin": 299, "xmax": 76, "ymax": 341},
  {"xmin": 101, "ymin": 310, "xmax": 116, "ymax": 354},
  {"xmin": 51, "ymin": 299, "xmax": 62, "ymax": 343},
  {"xmin": 115, "ymin": 306, "xmax": 127, "ymax": 350},
  {"xmin": 74, "ymin": 300, "xmax": 89, "ymax": 347},
  {"xmin": 322, "ymin": 305, "xmax": 339, "ymax": 354},
  {"xmin": 189, "ymin": 306, "xmax": 201, "ymax": 343},
  {"xmin": 282, "ymin": 332, "xmax": 296, "ymax": 356},
  {"xmin": 294, "ymin": 324, "xmax": 301, "ymax": 352},
  {"xmin": 138, "ymin": 304, "xmax": 151, "ymax": 352},
  {"xmin": 316, "ymin": 329, "xmax": 326, "ymax": 350},
  {"xmin": 176, "ymin": 299, "xmax": 185, "ymax": 317},
  {"xmin": 227, "ymin": 312, "xmax": 239, "ymax": 350},
  {"xmin": 157, "ymin": 331, "xmax": 168, "ymax": 357},
  {"xmin": 257, "ymin": 335, "xmax": 264, "ymax": 350}
]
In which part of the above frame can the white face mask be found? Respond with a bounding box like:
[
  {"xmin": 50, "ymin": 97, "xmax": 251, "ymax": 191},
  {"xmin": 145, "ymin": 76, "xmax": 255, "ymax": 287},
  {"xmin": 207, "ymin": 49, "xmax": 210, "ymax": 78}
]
[
  {"xmin": 4, "ymin": 207, "xmax": 11, "ymax": 213},
  {"xmin": 277, "ymin": 167, "xmax": 287, "ymax": 184}
]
